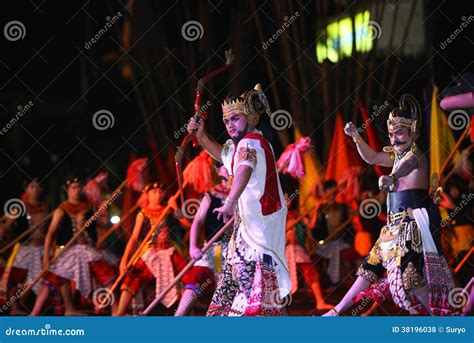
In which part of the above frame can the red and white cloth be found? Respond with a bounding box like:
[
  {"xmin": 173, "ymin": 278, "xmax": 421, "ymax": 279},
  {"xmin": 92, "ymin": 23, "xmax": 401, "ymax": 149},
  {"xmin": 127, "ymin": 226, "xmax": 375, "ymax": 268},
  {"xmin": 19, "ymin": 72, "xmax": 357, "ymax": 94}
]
[{"xmin": 221, "ymin": 130, "xmax": 290, "ymax": 299}]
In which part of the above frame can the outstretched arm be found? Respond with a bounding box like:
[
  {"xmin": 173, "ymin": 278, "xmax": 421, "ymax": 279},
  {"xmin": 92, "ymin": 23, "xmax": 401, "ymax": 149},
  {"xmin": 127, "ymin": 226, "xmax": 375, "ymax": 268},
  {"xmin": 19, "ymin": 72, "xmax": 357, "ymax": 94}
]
[
  {"xmin": 119, "ymin": 212, "xmax": 144, "ymax": 274},
  {"xmin": 344, "ymin": 122, "xmax": 394, "ymax": 167},
  {"xmin": 43, "ymin": 208, "xmax": 63, "ymax": 268}
]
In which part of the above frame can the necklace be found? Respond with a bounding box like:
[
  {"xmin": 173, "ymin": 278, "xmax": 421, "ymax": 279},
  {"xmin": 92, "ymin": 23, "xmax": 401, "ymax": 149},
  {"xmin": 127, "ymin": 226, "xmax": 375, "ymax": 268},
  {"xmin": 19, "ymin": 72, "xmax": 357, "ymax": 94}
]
[
  {"xmin": 61, "ymin": 200, "xmax": 89, "ymax": 215},
  {"xmin": 395, "ymin": 143, "xmax": 417, "ymax": 163}
]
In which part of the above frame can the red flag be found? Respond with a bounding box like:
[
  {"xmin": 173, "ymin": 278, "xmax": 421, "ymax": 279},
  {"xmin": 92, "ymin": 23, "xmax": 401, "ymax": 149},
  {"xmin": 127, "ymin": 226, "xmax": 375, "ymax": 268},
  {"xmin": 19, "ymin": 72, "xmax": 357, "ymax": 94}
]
[
  {"xmin": 325, "ymin": 113, "xmax": 363, "ymax": 203},
  {"xmin": 357, "ymin": 100, "xmax": 391, "ymax": 176}
]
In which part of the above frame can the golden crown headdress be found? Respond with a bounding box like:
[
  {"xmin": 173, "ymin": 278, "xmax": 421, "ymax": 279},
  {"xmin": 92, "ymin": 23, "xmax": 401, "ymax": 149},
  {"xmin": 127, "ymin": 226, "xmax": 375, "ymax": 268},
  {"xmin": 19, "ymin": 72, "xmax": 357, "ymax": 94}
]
[
  {"xmin": 387, "ymin": 94, "xmax": 421, "ymax": 138},
  {"xmin": 222, "ymin": 83, "xmax": 271, "ymax": 120},
  {"xmin": 222, "ymin": 97, "xmax": 246, "ymax": 119}
]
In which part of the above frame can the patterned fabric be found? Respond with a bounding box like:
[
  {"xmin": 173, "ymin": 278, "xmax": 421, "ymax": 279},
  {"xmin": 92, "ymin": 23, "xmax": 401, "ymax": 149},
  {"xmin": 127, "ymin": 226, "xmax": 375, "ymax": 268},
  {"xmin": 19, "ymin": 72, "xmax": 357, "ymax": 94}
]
[
  {"xmin": 11, "ymin": 245, "xmax": 44, "ymax": 294},
  {"xmin": 194, "ymin": 240, "xmax": 229, "ymax": 272},
  {"xmin": 314, "ymin": 240, "xmax": 350, "ymax": 283},
  {"xmin": 237, "ymin": 146, "xmax": 257, "ymax": 168},
  {"xmin": 355, "ymin": 207, "xmax": 459, "ymax": 316},
  {"xmin": 141, "ymin": 247, "xmax": 180, "ymax": 308},
  {"xmin": 361, "ymin": 216, "xmax": 425, "ymax": 289},
  {"xmin": 286, "ymin": 244, "xmax": 312, "ymax": 293},
  {"xmin": 206, "ymin": 255, "xmax": 282, "ymax": 316},
  {"xmin": 47, "ymin": 244, "xmax": 103, "ymax": 297},
  {"xmin": 386, "ymin": 257, "xmax": 421, "ymax": 314},
  {"xmin": 44, "ymin": 254, "xmax": 116, "ymax": 296},
  {"xmin": 354, "ymin": 279, "xmax": 390, "ymax": 305},
  {"xmin": 356, "ymin": 265, "xmax": 379, "ymax": 284},
  {"xmin": 207, "ymin": 222, "xmax": 282, "ymax": 317}
]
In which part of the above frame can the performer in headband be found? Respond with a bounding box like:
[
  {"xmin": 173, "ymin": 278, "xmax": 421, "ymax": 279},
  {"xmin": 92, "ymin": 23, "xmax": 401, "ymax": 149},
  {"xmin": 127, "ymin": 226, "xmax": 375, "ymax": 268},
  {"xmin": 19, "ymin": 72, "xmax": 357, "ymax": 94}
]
[
  {"xmin": 175, "ymin": 163, "xmax": 232, "ymax": 316},
  {"xmin": 116, "ymin": 181, "xmax": 187, "ymax": 316},
  {"xmin": 187, "ymin": 84, "xmax": 290, "ymax": 316},
  {"xmin": 323, "ymin": 94, "xmax": 458, "ymax": 316},
  {"xmin": 30, "ymin": 177, "xmax": 117, "ymax": 316},
  {"xmin": 0, "ymin": 179, "xmax": 50, "ymax": 315}
]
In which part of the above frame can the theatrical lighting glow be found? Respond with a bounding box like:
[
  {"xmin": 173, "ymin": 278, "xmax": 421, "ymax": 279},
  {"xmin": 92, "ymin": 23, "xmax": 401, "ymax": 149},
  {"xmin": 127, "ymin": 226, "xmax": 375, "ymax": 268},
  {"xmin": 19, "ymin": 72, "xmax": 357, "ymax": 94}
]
[
  {"xmin": 316, "ymin": 10, "xmax": 374, "ymax": 63},
  {"xmin": 110, "ymin": 216, "xmax": 120, "ymax": 224}
]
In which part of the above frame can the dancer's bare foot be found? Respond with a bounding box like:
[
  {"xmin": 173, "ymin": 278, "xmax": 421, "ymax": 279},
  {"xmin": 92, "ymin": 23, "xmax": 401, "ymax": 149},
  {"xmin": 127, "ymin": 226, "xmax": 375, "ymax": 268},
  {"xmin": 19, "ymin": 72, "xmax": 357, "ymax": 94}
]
[
  {"xmin": 316, "ymin": 302, "xmax": 334, "ymax": 311},
  {"xmin": 322, "ymin": 308, "xmax": 339, "ymax": 316}
]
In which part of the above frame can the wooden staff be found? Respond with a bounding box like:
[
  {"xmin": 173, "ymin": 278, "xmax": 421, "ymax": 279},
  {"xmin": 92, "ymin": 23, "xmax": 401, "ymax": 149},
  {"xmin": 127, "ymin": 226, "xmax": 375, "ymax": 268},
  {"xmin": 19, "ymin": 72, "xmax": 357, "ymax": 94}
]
[
  {"xmin": 142, "ymin": 217, "xmax": 234, "ymax": 315},
  {"xmin": 317, "ymin": 216, "xmax": 354, "ymax": 246},
  {"xmin": 0, "ymin": 212, "xmax": 54, "ymax": 255},
  {"xmin": 454, "ymin": 247, "xmax": 474, "ymax": 274}
]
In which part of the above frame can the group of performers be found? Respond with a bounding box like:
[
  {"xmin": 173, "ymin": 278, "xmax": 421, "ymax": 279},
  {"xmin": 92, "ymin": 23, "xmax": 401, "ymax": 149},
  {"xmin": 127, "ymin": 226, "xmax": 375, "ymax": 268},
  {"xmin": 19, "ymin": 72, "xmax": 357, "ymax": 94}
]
[{"xmin": 0, "ymin": 84, "xmax": 472, "ymax": 317}]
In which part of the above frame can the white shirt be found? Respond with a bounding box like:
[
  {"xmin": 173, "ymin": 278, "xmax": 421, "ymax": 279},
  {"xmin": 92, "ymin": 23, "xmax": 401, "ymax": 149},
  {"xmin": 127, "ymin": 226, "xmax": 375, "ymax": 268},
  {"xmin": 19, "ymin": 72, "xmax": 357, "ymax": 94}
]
[{"xmin": 221, "ymin": 130, "xmax": 290, "ymax": 298}]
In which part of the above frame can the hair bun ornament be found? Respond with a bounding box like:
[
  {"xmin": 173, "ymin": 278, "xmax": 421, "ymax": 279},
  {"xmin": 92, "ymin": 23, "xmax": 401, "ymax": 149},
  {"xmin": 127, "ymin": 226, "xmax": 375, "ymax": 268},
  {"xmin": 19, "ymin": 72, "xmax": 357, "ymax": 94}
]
[
  {"xmin": 399, "ymin": 93, "xmax": 421, "ymax": 138},
  {"xmin": 387, "ymin": 93, "xmax": 421, "ymax": 139},
  {"xmin": 244, "ymin": 83, "xmax": 271, "ymax": 118}
]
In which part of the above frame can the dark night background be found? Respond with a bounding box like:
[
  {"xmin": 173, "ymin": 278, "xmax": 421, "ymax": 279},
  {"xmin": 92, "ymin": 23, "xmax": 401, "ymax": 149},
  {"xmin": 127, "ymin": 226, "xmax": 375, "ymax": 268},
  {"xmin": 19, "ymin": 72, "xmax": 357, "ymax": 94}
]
[{"xmin": 0, "ymin": 0, "xmax": 472, "ymax": 207}]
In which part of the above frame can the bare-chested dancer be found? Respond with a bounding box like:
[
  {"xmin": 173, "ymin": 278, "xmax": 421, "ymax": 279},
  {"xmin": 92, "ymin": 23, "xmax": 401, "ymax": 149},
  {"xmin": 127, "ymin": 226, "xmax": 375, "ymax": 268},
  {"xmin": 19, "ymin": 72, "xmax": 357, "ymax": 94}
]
[{"xmin": 323, "ymin": 95, "xmax": 458, "ymax": 316}]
